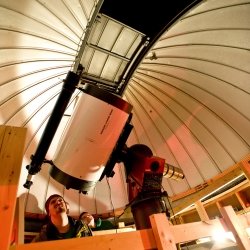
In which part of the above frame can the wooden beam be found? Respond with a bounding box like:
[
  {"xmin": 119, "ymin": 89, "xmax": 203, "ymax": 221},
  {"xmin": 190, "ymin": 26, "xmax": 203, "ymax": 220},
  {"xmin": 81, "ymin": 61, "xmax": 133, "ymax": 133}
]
[
  {"xmin": 0, "ymin": 126, "xmax": 27, "ymax": 250},
  {"xmin": 10, "ymin": 219, "xmax": 227, "ymax": 250},
  {"xmin": 12, "ymin": 229, "xmax": 157, "ymax": 250},
  {"xmin": 195, "ymin": 200, "xmax": 210, "ymax": 221},
  {"xmin": 12, "ymin": 197, "xmax": 23, "ymax": 245},
  {"xmin": 149, "ymin": 213, "xmax": 177, "ymax": 250},
  {"xmin": 171, "ymin": 153, "xmax": 250, "ymax": 203},
  {"xmin": 235, "ymin": 191, "xmax": 247, "ymax": 209},
  {"xmin": 14, "ymin": 196, "xmax": 25, "ymax": 244},
  {"xmin": 151, "ymin": 212, "xmax": 250, "ymax": 245},
  {"xmin": 220, "ymin": 206, "xmax": 250, "ymax": 250},
  {"xmin": 175, "ymin": 179, "xmax": 250, "ymax": 218},
  {"xmin": 171, "ymin": 155, "xmax": 250, "ymax": 215},
  {"xmin": 240, "ymin": 157, "xmax": 250, "ymax": 180}
]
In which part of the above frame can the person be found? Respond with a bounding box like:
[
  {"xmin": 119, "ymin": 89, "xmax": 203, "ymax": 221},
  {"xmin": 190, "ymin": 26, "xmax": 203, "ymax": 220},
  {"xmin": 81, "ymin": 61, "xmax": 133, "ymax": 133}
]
[
  {"xmin": 79, "ymin": 211, "xmax": 115, "ymax": 231},
  {"xmin": 32, "ymin": 194, "xmax": 92, "ymax": 242},
  {"xmin": 79, "ymin": 211, "xmax": 102, "ymax": 229}
]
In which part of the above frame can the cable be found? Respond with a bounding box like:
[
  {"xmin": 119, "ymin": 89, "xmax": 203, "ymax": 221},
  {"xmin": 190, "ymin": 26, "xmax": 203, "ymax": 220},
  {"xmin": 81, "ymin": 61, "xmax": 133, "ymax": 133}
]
[
  {"xmin": 117, "ymin": 196, "xmax": 138, "ymax": 218},
  {"xmin": 93, "ymin": 185, "xmax": 98, "ymax": 215},
  {"xmin": 148, "ymin": 175, "xmax": 179, "ymax": 224},
  {"xmin": 78, "ymin": 192, "xmax": 81, "ymax": 217},
  {"xmin": 106, "ymin": 177, "xmax": 118, "ymax": 232}
]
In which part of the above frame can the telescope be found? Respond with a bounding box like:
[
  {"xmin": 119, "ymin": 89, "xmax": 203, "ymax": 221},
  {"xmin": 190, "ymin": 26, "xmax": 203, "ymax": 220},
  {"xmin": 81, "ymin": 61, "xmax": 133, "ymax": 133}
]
[{"xmin": 24, "ymin": 70, "xmax": 185, "ymax": 230}]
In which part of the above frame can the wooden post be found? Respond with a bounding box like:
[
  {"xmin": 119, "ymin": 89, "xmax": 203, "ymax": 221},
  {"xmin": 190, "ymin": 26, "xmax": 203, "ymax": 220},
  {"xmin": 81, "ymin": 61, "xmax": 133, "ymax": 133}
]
[
  {"xmin": 195, "ymin": 200, "xmax": 210, "ymax": 221},
  {"xmin": 149, "ymin": 213, "xmax": 177, "ymax": 250},
  {"xmin": 240, "ymin": 156, "xmax": 250, "ymax": 181},
  {"xmin": 0, "ymin": 126, "xmax": 27, "ymax": 250},
  {"xmin": 13, "ymin": 195, "xmax": 25, "ymax": 244},
  {"xmin": 220, "ymin": 206, "xmax": 250, "ymax": 250}
]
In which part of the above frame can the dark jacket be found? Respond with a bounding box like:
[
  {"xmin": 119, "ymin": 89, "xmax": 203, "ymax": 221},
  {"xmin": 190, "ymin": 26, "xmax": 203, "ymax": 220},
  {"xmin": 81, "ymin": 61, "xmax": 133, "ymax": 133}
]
[{"xmin": 32, "ymin": 216, "xmax": 92, "ymax": 242}]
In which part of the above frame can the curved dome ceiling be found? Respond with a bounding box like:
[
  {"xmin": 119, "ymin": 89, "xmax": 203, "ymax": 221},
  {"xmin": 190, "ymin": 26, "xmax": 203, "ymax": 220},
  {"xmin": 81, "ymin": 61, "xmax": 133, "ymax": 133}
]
[
  {"xmin": 124, "ymin": 0, "xmax": 250, "ymax": 197},
  {"xmin": 0, "ymin": 0, "xmax": 249, "ymax": 217}
]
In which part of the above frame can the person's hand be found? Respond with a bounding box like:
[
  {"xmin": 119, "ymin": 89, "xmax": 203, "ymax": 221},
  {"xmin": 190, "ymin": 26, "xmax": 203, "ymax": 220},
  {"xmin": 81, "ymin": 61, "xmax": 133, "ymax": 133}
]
[{"xmin": 81, "ymin": 213, "xmax": 95, "ymax": 227}]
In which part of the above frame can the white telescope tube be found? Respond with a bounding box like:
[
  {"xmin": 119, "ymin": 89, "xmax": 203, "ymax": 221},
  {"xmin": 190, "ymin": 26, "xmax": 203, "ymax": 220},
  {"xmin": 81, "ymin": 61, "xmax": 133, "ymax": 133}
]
[{"xmin": 51, "ymin": 84, "xmax": 132, "ymax": 192}]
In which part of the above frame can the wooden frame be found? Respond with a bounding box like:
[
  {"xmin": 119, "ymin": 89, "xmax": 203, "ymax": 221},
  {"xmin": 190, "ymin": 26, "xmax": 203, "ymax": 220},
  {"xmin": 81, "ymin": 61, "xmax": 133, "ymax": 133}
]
[
  {"xmin": 1, "ymin": 125, "xmax": 249, "ymax": 249},
  {"xmin": 177, "ymin": 179, "xmax": 250, "ymax": 224},
  {"xmin": 12, "ymin": 207, "xmax": 250, "ymax": 250},
  {"xmin": 0, "ymin": 126, "xmax": 27, "ymax": 250},
  {"xmin": 171, "ymin": 153, "xmax": 250, "ymax": 215}
]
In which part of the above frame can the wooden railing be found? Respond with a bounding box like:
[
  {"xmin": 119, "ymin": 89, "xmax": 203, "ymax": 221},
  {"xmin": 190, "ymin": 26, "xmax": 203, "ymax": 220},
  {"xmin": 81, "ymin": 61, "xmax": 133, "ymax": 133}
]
[{"xmin": 11, "ymin": 207, "xmax": 250, "ymax": 250}]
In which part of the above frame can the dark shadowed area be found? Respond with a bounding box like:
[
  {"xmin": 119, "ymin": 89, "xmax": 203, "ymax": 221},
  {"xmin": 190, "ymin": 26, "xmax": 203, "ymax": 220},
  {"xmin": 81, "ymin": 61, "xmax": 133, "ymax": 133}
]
[{"xmin": 100, "ymin": 0, "xmax": 199, "ymax": 38}]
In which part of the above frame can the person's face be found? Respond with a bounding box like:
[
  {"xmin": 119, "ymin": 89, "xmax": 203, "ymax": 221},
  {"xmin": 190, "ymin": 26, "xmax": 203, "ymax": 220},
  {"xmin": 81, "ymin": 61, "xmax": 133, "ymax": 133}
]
[
  {"xmin": 48, "ymin": 196, "xmax": 67, "ymax": 216},
  {"xmin": 81, "ymin": 213, "xmax": 95, "ymax": 226}
]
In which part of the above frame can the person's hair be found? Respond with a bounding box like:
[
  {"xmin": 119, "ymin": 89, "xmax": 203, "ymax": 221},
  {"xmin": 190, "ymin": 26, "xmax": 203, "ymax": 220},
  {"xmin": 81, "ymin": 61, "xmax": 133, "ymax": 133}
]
[
  {"xmin": 79, "ymin": 211, "xmax": 88, "ymax": 220},
  {"xmin": 45, "ymin": 194, "xmax": 64, "ymax": 214}
]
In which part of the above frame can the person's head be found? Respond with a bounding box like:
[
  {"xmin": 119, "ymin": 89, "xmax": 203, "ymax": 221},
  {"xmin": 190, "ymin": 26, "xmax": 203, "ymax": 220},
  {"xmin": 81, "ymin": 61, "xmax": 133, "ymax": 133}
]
[
  {"xmin": 45, "ymin": 194, "xmax": 68, "ymax": 217},
  {"xmin": 79, "ymin": 212, "xmax": 95, "ymax": 227}
]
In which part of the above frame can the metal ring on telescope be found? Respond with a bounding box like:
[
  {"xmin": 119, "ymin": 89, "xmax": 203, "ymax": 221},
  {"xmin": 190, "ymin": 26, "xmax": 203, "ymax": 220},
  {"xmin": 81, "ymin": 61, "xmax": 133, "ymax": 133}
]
[
  {"xmin": 163, "ymin": 163, "xmax": 185, "ymax": 180},
  {"xmin": 81, "ymin": 84, "xmax": 133, "ymax": 114},
  {"xmin": 50, "ymin": 164, "xmax": 97, "ymax": 193}
]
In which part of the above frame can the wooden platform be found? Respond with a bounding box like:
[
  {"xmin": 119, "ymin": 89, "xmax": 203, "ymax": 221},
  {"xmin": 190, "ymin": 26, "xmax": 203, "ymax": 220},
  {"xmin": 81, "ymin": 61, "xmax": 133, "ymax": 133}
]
[
  {"xmin": 10, "ymin": 208, "xmax": 250, "ymax": 250},
  {"xmin": 1, "ymin": 125, "xmax": 250, "ymax": 249}
]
